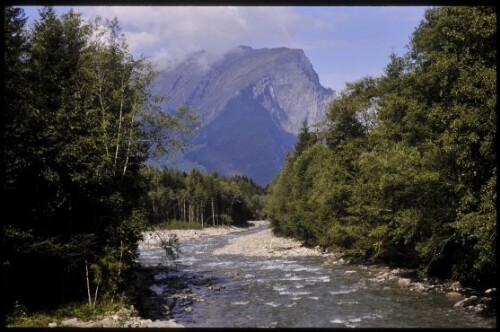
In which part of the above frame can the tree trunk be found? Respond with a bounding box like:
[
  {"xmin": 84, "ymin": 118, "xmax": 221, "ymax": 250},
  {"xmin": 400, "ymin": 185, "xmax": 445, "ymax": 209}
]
[
  {"xmin": 201, "ymin": 201, "xmax": 204, "ymax": 228},
  {"xmin": 85, "ymin": 260, "xmax": 92, "ymax": 308},
  {"xmin": 183, "ymin": 198, "xmax": 186, "ymax": 222},
  {"xmin": 211, "ymin": 197, "xmax": 216, "ymax": 227},
  {"xmin": 113, "ymin": 75, "xmax": 126, "ymax": 177},
  {"xmin": 93, "ymin": 280, "xmax": 100, "ymax": 309},
  {"xmin": 121, "ymin": 114, "xmax": 135, "ymax": 178},
  {"xmin": 96, "ymin": 68, "xmax": 109, "ymax": 159}
]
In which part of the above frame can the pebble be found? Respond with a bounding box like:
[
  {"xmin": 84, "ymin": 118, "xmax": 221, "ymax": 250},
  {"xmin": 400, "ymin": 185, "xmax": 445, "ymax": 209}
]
[
  {"xmin": 212, "ymin": 227, "xmax": 323, "ymax": 258},
  {"xmin": 484, "ymin": 288, "xmax": 496, "ymax": 297}
]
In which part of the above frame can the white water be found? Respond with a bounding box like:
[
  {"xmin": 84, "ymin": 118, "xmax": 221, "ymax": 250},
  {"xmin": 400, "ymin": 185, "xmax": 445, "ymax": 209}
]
[{"xmin": 138, "ymin": 225, "xmax": 495, "ymax": 328}]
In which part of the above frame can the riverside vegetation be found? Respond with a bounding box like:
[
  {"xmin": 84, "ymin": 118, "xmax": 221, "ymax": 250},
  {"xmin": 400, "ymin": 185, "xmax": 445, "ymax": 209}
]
[
  {"xmin": 3, "ymin": 6, "xmax": 262, "ymax": 326},
  {"xmin": 266, "ymin": 6, "xmax": 496, "ymax": 290},
  {"xmin": 3, "ymin": 5, "xmax": 496, "ymax": 327}
]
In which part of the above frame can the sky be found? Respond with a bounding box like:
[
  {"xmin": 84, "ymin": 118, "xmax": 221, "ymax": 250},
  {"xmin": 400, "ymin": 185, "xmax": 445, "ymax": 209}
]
[{"xmin": 20, "ymin": 6, "xmax": 429, "ymax": 93}]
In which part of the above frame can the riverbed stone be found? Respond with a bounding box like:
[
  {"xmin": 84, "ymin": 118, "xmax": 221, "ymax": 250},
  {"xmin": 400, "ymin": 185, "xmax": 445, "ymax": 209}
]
[
  {"xmin": 48, "ymin": 322, "xmax": 57, "ymax": 328},
  {"xmin": 391, "ymin": 268, "xmax": 417, "ymax": 279},
  {"xmin": 450, "ymin": 281, "xmax": 459, "ymax": 289},
  {"xmin": 479, "ymin": 297, "xmax": 493, "ymax": 305},
  {"xmin": 413, "ymin": 282, "xmax": 429, "ymax": 292},
  {"xmin": 61, "ymin": 318, "xmax": 79, "ymax": 326},
  {"xmin": 209, "ymin": 284, "xmax": 222, "ymax": 291},
  {"xmin": 446, "ymin": 291, "xmax": 462, "ymax": 298},
  {"xmin": 454, "ymin": 295, "xmax": 479, "ymax": 308},
  {"xmin": 484, "ymin": 288, "xmax": 496, "ymax": 297},
  {"xmin": 100, "ymin": 317, "xmax": 116, "ymax": 327},
  {"xmin": 397, "ymin": 278, "xmax": 412, "ymax": 287},
  {"xmin": 134, "ymin": 221, "xmax": 496, "ymax": 327},
  {"xmin": 147, "ymin": 319, "xmax": 182, "ymax": 327},
  {"xmin": 472, "ymin": 304, "xmax": 489, "ymax": 314}
]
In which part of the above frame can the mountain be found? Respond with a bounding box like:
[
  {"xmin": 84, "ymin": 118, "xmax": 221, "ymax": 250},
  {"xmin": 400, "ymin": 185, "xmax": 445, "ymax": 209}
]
[{"xmin": 154, "ymin": 46, "xmax": 335, "ymax": 186}]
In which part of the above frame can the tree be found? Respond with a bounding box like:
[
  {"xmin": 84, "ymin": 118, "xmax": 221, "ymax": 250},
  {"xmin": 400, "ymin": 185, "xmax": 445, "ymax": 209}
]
[
  {"xmin": 4, "ymin": 6, "xmax": 29, "ymax": 203},
  {"xmin": 322, "ymin": 77, "xmax": 376, "ymax": 151},
  {"xmin": 266, "ymin": 6, "xmax": 496, "ymax": 288},
  {"xmin": 407, "ymin": 6, "xmax": 496, "ymax": 284},
  {"xmin": 294, "ymin": 119, "xmax": 317, "ymax": 157},
  {"xmin": 3, "ymin": 7, "xmax": 199, "ymax": 312}
]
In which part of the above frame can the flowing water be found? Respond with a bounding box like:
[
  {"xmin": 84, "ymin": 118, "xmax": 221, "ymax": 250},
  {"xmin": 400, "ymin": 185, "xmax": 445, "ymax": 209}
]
[{"xmin": 138, "ymin": 224, "xmax": 495, "ymax": 328}]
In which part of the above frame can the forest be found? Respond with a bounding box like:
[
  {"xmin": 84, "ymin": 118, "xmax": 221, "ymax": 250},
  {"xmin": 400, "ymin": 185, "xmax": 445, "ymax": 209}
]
[
  {"xmin": 266, "ymin": 6, "xmax": 496, "ymax": 289},
  {"xmin": 3, "ymin": 6, "xmax": 262, "ymax": 318},
  {"xmin": 3, "ymin": 5, "xmax": 496, "ymax": 324},
  {"xmin": 141, "ymin": 167, "xmax": 265, "ymax": 228}
]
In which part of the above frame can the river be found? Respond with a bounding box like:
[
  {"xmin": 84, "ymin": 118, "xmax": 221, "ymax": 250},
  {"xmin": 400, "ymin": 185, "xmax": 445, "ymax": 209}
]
[{"xmin": 137, "ymin": 222, "xmax": 495, "ymax": 328}]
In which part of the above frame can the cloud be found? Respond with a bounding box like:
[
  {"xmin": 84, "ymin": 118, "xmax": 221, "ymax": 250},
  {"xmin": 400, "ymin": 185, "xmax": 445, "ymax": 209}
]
[
  {"xmin": 77, "ymin": 6, "xmax": 308, "ymax": 70},
  {"xmin": 22, "ymin": 5, "xmax": 426, "ymax": 92}
]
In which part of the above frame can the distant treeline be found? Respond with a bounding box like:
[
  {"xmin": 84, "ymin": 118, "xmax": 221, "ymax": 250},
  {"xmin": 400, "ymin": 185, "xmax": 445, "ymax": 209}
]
[
  {"xmin": 266, "ymin": 6, "xmax": 496, "ymax": 288},
  {"xmin": 141, "ymin": 167, "xmax": 265, "ymax": 227}
]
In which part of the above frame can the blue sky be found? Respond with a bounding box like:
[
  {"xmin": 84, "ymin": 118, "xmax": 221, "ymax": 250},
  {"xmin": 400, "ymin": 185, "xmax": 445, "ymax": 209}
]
[{"xmin": 20, "ymin": 6, "xmax": 428, "ymax": 92}]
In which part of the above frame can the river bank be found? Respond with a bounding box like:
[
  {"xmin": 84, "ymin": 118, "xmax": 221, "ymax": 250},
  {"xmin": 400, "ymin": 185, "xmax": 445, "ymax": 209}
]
[
  {"xmin": 56, "ymin": 220, "xmax": 495, "ymax": 328},
  {"xmin": 140, "ymin": 220, "xmax": 322, "ymax": 258},
  {"xmin": 143, "ymin": 220, "xmax": 496, "ymax": 321},
  {"xmin": 50, "ymin": 305, "xmax": 183, "ymax": 328}
]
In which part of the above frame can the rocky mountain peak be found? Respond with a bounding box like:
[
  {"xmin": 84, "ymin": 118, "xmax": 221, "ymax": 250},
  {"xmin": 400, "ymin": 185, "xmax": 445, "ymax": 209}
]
[{"xmin": 154, "ymin": 46, "xmax": 335, "ymax": 186}]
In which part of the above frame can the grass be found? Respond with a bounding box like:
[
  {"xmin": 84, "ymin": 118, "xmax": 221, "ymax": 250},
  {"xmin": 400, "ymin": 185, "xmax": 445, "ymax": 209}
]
[
  {"xmin": 6, "ymin": 296, "xmax": 128, "ymax": 328},
  {"xmin": 148, "ymin": 220, "xmax": 203, "ymax": 230}
]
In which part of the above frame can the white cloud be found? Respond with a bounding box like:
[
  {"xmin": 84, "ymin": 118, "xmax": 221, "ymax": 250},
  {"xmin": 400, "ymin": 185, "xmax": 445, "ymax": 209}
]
[
  {"xmin": 76, "ymin": 6, "xmax": 308, "ymax": 70},
  {"xmin": 22, "ymin": 5, "xmax": 426, "ymax": 91}
]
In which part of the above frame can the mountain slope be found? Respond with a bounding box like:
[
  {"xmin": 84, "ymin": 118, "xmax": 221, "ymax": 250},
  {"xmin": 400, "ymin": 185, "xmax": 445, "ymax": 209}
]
[{"xmin": 154, "ymin": 46, "xmax": 334, "ymax": 186}]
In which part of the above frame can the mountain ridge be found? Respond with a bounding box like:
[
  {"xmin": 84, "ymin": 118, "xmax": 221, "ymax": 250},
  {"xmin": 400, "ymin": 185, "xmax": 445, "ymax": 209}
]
[{"xmin": 154, "ymin": 45, "xmax": 335, "ymax": 186}]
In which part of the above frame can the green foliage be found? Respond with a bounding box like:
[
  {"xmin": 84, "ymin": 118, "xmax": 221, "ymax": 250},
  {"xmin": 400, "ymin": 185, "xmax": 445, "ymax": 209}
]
[
  {"xmin": 141, "ymin": 167, "xmax": 265, "ymax": 228},
  {"xmin": 3, "ymin": 6, "xmax": 198, "ymax": 315},
  {"xmin": 150, "ymin": 220, "xmax": 204, "ymax": 230},
  {"xmin": 266, "ymin": 6, "xmax": 496, "ymax": 288},
  {"xmin": 158, "ymin": 233, "xmax": 182, "ymax": 263},
  {"xmin": 6, "ymin": 298, "xmax": 127, "ymax": 327},
  {"xmin": 295, "ymin": 119, "xmax": 318, "ymax": 156}
]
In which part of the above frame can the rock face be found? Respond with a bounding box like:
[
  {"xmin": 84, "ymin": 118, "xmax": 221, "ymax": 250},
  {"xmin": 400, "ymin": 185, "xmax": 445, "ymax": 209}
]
[{"xmin": 154, "ymin": 46, "xmax": 335, "ymax": 186}]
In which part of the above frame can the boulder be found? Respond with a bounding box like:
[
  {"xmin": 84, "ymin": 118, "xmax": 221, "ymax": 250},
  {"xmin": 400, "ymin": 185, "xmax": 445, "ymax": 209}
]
[
  {"xmin": 61, "ymin": 318, "xmax": 79, "ymax": 326},
  {"xmin": 48, "ymin": 322, "xmax": 57, "ymax": 328},
  {"xmin": 479, "ymin": 297, "xmax": 493, "ymax": 305},
  {"xmin": 409, "ymin": 282, "xmax": 426, "ymax": 292},
  {"xmin": 391, "ymin": 268, "xmax": 417, "ymax": 279},
  {"xmin": 397, "ymin": 278, "xmax": 412, "ymax": 287},
  {"xmin": 99, "ymin": 317, "xmax": 116, "ymax": 327},
  {"xmin": 449, "ymin": 281, "xmax": 463, "ymax": 293},
  {"xmin": 454, "ymin": 295, "xmax": 479, "ymax": 308},
  {"xmin": 484, "ymin": 288, "xmax": 496, "ymax": 297},
  {"xmin": 209, "ymin": 285, "xmax": 222, "ymax": 291},
  {"xmin": 472, "ymin": 304, "xmax": 488, "ymax": 314}
]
